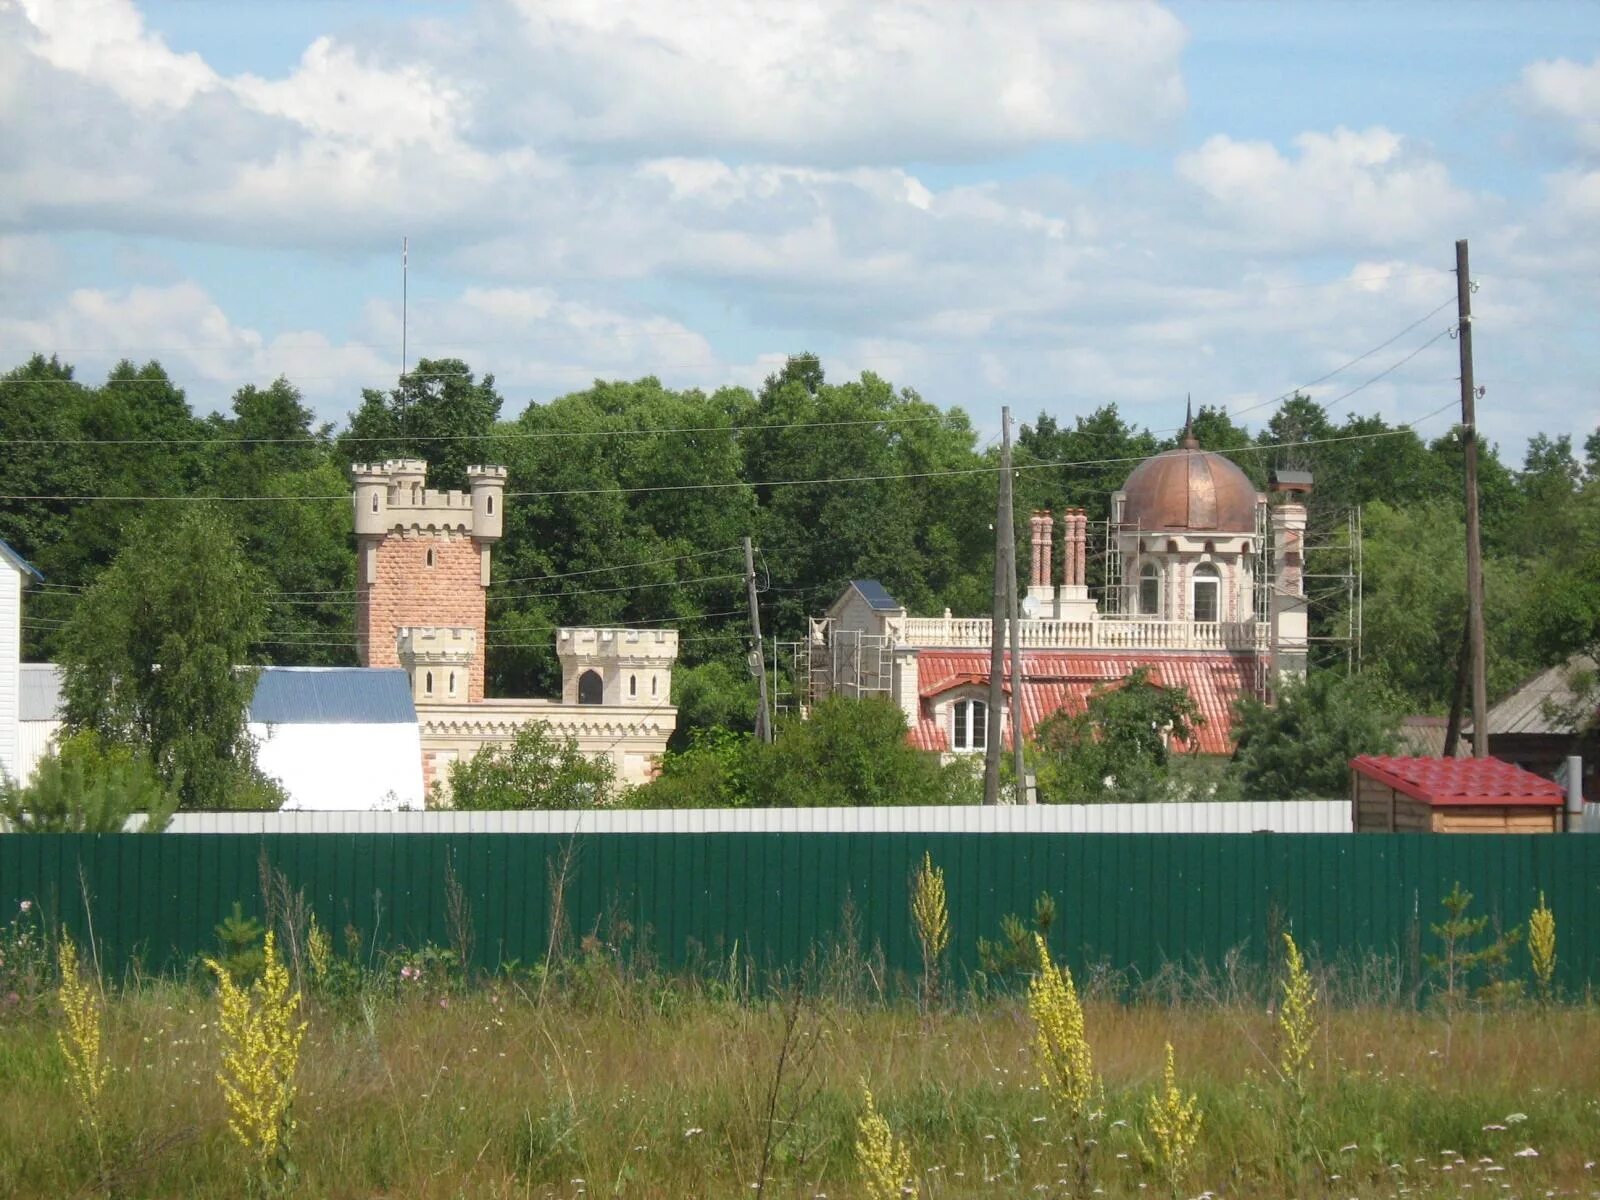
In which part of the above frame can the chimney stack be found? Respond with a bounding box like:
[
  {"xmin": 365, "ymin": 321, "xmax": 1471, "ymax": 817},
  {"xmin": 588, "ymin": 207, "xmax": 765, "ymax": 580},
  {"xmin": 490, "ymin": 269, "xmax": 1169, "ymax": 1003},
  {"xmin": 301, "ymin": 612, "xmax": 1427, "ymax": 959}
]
[
  {"xmin": 1024, "ymin": 510, "xmax": 1056, "ymax": 616},
  {"xmin": 1056, "ymin": 508, "xmax": 1097, "ymax": 620}
]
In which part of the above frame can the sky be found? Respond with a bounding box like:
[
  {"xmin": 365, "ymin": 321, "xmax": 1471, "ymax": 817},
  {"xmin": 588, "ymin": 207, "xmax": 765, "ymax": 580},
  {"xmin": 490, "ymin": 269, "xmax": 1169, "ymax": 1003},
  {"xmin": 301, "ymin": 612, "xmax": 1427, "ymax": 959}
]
[{"xmin": 2, "ymin": 0, "xmax": 1597, "ymax": 462}]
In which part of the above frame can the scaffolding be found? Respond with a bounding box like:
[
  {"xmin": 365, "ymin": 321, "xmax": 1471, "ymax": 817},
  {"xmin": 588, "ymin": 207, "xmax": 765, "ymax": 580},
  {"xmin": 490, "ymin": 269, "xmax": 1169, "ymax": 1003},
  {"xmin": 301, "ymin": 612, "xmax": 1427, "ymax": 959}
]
[
  {"xmin": 1300, "ymin": 506, "xmax": 1364, "ymax": 672},
  {"xmin": 775, "ymin": 618, "xmax": 895, "ymax": 715}
]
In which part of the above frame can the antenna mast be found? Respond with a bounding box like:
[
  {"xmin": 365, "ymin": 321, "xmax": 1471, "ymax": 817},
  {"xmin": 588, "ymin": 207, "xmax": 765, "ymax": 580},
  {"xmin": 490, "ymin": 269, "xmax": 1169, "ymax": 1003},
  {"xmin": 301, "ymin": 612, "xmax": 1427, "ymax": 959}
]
[{"xmin": 401, "ymin": 235, "xmax": 409, "ymax": 379}]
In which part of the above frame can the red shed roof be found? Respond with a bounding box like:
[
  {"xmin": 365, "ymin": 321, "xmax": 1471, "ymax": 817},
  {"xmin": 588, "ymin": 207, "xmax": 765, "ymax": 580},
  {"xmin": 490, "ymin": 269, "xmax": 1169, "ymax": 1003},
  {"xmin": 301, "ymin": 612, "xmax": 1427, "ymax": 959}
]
[
  {"xmin": 910, "ymin": 650, "xmax": 1259, "ymax": 756},
  {"xmin": 1349, "ymin": 755, "xmax": 1564, "ymax": 807}
]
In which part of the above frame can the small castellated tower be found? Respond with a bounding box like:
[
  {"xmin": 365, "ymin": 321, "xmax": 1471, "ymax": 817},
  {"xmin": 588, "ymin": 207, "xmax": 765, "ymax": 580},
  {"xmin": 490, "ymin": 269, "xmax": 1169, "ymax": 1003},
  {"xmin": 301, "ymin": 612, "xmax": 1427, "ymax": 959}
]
[
  {"xmin": 556, "ymin": 628, "xmax": 679, "ymax": 708},
  {"xmin": 351, "ymin": 460, "xmax": 507, "ymax": 703}
]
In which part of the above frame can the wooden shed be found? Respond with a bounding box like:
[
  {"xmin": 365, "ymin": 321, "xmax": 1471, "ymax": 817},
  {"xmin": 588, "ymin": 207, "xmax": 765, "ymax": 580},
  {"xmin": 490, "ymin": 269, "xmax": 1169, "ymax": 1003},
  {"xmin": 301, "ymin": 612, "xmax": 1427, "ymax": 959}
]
[{"xmin": 1350, "ymin": 755, "xmax": 1564, "ymax": 833}]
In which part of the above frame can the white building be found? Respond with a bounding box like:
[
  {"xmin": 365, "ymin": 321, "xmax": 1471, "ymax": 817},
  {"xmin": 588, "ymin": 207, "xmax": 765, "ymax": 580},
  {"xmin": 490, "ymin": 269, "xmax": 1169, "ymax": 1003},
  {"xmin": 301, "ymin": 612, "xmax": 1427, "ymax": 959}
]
[
  {"xmin": 802, "ymin": 427, "xmax": 1311, "ymax": 758},
  {"xmin": 16, "ymin": 663, "xmax": 425, "ymax": 811},
  {"xmin": 0, "ymin": 538, "xmax": 43, "ymax": 786}
]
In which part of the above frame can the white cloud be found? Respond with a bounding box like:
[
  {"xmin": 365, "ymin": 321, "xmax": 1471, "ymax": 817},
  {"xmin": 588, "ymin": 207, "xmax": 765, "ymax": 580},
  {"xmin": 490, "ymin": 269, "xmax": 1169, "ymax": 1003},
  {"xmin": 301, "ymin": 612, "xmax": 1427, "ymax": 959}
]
[
  {"xmin": 1176, "ymin": 127, "xmax": 1478, "ymax": 251},
  {"xmin": 18, "ymin": 0, "xmax": 216, "ymax": 109},
  {"xmin": 491, "ymin": 0, "xmax": 1186, "ymax": 161},
  {"xmin": 1520, "ymin": 55, "xmax": 1600, "ymax": 152}
]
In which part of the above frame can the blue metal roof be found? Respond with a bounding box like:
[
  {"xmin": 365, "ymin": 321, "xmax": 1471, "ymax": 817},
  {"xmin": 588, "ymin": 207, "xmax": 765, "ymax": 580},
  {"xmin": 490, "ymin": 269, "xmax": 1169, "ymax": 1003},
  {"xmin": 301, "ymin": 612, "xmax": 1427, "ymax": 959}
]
[
  {"xmin": 250, "ymin": 668, "xmax": 417, "ymax": 725},
  {"xmin": 0, "ymin": 538, "xmax": 43, "ymax": 581},
  {"xmin": 850, "ymin": 580, "xmax": 901, "ymax": 611}
]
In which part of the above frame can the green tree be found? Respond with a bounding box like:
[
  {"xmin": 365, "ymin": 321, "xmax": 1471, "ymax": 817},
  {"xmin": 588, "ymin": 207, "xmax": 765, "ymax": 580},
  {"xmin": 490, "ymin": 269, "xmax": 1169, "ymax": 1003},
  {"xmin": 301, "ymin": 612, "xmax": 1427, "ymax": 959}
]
[
  {"xmin": 0, "ymin": 731, "xmax": 176, "ymax": 832},
  {"xmin": 625, "ymin": 726, "xmax": 756, "ymax": 809},
  {"xmin": 444, "ymin": 723, "xmax": 616, "ymax": 810},
  {"xmin": 1030, "ymin": 667, "xmax": 1203, "ymax": 803},
  {"xmin": 58, "ymin": 506, "xmax": 283, "ymax": 811},
  {"xmin": 749, "ymin": 696, "xmax": 977, "ymax": 808},
  {"xmin": 1230, "ymin": 671, "xmax": 1402, "ymax": 798},
  {"xmin": 339, "ymin": 358, "xmax": 502, "ymax": 490}
]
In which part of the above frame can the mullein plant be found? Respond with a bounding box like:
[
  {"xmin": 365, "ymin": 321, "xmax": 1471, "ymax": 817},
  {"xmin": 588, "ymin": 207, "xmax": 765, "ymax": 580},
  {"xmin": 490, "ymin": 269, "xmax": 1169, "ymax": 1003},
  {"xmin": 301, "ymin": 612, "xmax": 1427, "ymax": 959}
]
[
  {"xmin": 1145, "ymin": 1043, "xmax": 1202, "ymax": 1197},
  {"xmin": 1029, "ymin": 933, "xmax": 1102, "ymax": 1196},
  {"xmin": 206, "ymin": 931, "xmax": 307, "ymax": 1193},
  {"xmin": 909, "ymin": 851, "xmax": 949, "ymax": 1012},
  {"xmin": 57, "ymin": 932, "xmax": 110, "ymax": 1184},
  {"xmin": 1528, "ymin": 892, "xmax": 1556, "ymax": 1004},
  {"xmin": 855, "ymin": 1080, "xmax": 914, "ymax": 1200},
  {"xmin": 1275, "ymin": 932, "xmax": 1318, "ymax": 1166},
  {"xmin": 305, "ymin": 915, "xmax": 332, "ymax": 994}
]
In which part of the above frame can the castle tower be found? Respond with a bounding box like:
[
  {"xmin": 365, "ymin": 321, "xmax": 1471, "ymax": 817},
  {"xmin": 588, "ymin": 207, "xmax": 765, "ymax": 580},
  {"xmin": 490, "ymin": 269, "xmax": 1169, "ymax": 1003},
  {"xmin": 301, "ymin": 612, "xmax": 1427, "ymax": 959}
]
[
  {"xmin": 351, "ymin": 460, "xmax": 507, "ymax": 703},
  {"xmin": 556, "ymin": 628, "xmax": 679, "ymax": 708},
  {"xmin": 1269, "ymin": 470, "xmax": 1312, "ymax": 683}
]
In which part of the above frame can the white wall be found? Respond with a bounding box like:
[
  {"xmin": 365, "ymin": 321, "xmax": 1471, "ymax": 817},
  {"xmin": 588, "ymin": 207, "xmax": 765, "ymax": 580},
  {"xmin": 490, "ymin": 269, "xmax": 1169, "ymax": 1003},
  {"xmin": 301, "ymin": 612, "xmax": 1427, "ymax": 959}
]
[
  {"xmin": 251, "ymin": 722, "xmax": 426, "ymax": 811},
  {"xmin": 17, "ymin": 718, "xmax": 61, "ymax": 787},
  {"xmin": 145, "ymin": 799, "xmax": 1352, "ymax": 833},
  {"xmin": 0, "ymin": 564, "xmax": 19, "ymax": 785}
]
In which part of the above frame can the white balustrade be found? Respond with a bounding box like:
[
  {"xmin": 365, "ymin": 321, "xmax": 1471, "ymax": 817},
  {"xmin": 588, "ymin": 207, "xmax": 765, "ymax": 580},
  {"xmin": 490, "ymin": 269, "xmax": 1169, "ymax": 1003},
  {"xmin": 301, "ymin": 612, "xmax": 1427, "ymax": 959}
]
[{"xmin": 896, "ymin": 615, "xmax": 1268, "ymax": 652}]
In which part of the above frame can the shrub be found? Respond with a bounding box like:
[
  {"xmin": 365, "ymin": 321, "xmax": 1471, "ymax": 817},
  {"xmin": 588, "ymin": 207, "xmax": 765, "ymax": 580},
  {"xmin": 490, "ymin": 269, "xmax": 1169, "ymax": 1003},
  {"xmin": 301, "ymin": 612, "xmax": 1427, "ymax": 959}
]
[
  {"xmin": 0, "ymin": 731, "xmax": 177, "ymax": 832},
  {"xmin": 444, "ymin": 723, "xmax": 615, "ymax": 810}
]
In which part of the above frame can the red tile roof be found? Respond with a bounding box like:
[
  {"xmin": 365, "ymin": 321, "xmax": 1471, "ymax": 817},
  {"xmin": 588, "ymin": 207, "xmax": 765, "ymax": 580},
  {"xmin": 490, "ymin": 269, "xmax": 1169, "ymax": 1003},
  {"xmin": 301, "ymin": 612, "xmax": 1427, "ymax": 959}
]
[
  {"xmin": 912, "ymin": 650, "xmax": 1261, "ymax": 756},
  {"xmin": 1349, "ymin": 755, "xmax": 1564, "ymax": 807}
]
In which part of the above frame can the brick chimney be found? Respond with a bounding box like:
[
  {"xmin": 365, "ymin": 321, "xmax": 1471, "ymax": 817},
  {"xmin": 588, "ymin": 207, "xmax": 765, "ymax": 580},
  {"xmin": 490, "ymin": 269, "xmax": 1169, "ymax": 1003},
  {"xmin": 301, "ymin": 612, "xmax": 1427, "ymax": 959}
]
[
  {"xmin": 1056, "ymin": 508, "xmax": 1098, "ymax": 621},
  {"xmin": 1024, "ymin": 510, "xmax": 1056, "ymax": 616}
]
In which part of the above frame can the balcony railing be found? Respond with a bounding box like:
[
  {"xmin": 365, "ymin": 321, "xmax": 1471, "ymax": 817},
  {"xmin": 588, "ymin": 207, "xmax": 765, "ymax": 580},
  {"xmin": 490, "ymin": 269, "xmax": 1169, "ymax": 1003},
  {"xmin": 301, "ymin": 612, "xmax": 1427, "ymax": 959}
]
[{"xmin": 897, "ymin": 616, "xmax": 1269, "ymax": 652}]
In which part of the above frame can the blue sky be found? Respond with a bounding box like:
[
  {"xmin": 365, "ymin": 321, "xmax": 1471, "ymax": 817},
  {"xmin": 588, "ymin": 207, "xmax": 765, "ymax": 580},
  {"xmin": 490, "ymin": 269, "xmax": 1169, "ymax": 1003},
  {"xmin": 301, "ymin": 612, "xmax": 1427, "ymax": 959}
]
[{"xmin": 2, "ymin": 0, "xmax": 1596, "ymax": 462}]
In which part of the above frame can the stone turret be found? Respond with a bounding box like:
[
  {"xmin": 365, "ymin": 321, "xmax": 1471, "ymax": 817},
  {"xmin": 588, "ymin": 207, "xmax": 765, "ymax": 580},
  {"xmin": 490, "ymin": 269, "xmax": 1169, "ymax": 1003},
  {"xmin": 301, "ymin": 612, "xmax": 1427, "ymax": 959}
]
[
  {"xmin": 1269, "ymin": 474, "xmax": 1311, "ymax": 684},
  {"xmin": 351, "ymin": 460, "xmax": 507, "ymax": 702},
  {"xmin": 397, "ymin": 626, "xmax": 477, "ymax": 705},
  {"xmin": 557, "ymin": 628, "xmax": 679, "ymax": 707}
]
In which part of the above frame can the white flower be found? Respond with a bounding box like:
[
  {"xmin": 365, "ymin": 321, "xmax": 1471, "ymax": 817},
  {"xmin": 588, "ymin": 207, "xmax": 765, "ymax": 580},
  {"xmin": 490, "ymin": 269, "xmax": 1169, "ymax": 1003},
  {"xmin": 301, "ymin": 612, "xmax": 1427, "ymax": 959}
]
[
  {"xmin": 18, "ymin": 900, "xmax": 31, "ymax": 913},
  {"xmin": 1504, "ymin": 1113, "xmax": 1527, "ymax": 1124},
  {"xmin": 1513, "ymin": 1147, "xmax": 1539, "ymax": 1158}
]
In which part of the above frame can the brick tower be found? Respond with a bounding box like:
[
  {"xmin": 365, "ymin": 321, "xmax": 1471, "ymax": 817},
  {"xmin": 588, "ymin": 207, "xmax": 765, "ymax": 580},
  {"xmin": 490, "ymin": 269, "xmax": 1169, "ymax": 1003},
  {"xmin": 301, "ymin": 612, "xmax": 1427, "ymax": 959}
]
[{"xmin": 351, "ymin": 460, "xmax": 506, "ymax": 703}]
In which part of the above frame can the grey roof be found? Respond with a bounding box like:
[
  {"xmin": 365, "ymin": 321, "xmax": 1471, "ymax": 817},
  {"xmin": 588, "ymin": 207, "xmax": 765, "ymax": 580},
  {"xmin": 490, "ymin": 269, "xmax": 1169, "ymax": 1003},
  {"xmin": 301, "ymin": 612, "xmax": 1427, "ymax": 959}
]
[
  {"xmin": 18, "ymin": 664, "xmax": 417, "ymax": 726},
  {"xmin": 0, "ymin": 538, "xmax": 43, "ymax": 581},
  {"xmin": 250, "ymin": 667, "xmax": 417, "ymax": 725},
  {"xmin": 20, "ymin": 663, "xmax": 63, "ymax": 721},
  {"xmin": 1481, "ymin": 655, "xmax": 1598, "ymax": 736},
  {"xmin": 850, "ymin": 580, "xmax": 901, "ymax": 612}
]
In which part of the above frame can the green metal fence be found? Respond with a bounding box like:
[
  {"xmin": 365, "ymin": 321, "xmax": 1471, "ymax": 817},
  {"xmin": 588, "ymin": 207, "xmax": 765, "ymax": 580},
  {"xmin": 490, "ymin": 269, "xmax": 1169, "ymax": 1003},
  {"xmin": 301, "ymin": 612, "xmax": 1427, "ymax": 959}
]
[{"xmin": 3, "ymin": 833, "xmax": 1597, "ymax": 992}]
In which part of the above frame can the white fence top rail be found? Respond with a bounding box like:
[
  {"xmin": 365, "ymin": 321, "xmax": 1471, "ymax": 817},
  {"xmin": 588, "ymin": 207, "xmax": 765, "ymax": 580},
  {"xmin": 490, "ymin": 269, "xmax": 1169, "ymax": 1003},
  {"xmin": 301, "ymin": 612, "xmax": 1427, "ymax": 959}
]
[{"xmin": 137, "ymin": 800, "xmax": 1353, "ymax": 835}]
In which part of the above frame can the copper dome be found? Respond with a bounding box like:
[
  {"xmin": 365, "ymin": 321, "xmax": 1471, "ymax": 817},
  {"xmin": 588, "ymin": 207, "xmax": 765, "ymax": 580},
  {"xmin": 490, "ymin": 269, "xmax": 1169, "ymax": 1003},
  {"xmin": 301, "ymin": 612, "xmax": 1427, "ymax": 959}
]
[{"xmin": 1120, "ymin": 434, "xmax": 1260, "ymax": 533}]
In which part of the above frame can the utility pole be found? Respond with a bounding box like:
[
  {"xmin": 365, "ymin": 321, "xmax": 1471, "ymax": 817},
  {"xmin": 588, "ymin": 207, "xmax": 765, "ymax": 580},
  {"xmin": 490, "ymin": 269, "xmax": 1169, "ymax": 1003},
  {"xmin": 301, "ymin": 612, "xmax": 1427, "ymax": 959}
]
[
  {"xmin": 1456, "ymin": 239, "xmax": 1489, "ymax": 758},
  {"xmin": 1442, "ymin": 619, "xmax": 1469, "ymax": 758},
  {"xmin": 1007, "ymin": 501, "xmax": 1026, "ymax": 802},
  {"xmin": 744, "ymin": 537, "xmax": 772, "ymax": 743},
  {"xmin": 983, "ymin": 407, "xmax": 1012, "ymax": 806}
]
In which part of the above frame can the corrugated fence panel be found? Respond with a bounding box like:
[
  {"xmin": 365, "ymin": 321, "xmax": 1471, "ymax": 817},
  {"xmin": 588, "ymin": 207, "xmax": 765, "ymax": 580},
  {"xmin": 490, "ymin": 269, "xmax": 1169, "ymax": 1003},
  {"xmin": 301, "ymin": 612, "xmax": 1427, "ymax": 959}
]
[{"xmin": 3, "ymin": 834, "xmax": 1599, "ymax": 994}]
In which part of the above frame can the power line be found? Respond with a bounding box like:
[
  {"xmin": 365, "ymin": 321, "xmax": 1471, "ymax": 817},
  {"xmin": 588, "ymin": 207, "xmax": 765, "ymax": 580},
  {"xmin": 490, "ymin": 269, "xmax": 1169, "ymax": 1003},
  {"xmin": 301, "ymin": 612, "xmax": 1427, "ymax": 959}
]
[
  {"xmin": 0, "ymin": 412, "xmax": 1462, "ymax": 505},
  {"xmin": 0, "ymin": 412, "xmax": 957, "ymax": 448}
]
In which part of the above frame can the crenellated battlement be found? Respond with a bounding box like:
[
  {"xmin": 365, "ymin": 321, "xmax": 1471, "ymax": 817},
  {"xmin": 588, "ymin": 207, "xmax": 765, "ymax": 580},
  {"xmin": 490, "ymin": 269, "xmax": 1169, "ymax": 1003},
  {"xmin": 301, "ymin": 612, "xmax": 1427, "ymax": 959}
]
[
  {"xmin": 557, "ymin": 627, "xmax": 679, "ymax": 663},
  {"xmin": 351, "ymin": 460, "xmax": 506, "ymax": 540}
]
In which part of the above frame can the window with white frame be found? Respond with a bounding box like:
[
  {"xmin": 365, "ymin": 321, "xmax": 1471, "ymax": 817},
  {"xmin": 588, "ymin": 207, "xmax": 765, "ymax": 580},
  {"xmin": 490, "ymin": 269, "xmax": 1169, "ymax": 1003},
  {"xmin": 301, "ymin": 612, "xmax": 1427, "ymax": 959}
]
[
  {"xmin": 1139, "ymin": 561, "xmax": 1162, "ymax": 616},
  {"xmin": 950, "ymin": 697, "xmax": 987, "ymax": 753},
  {"xmin": 1191, "ymin": 562, "xmax": 1220, "ymax": 623}
]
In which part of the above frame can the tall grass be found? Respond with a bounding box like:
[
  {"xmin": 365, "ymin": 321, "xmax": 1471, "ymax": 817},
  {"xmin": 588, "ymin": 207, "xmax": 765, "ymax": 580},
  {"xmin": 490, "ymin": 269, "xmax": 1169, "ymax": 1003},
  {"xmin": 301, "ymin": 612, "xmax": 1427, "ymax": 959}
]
[{"xmin": 1, "ymin": 944, "xmax": 1597, "ymax": 1198}]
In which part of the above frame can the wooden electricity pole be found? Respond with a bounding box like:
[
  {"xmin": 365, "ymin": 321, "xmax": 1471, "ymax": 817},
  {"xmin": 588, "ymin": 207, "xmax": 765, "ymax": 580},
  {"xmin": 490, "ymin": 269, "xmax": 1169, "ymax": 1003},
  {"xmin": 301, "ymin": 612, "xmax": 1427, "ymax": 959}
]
[
  {"xmin": 1007, "ymin": 482, "xmax": 1026, "ymax": 802},
  {"xmin": 744, "ymin": 537, "xmax": 772, "ymax": 744},
  {"xmin": 983, "ymin": 407, "xmax": 1012, "ymax": 806},
  {"xmin": 1456, "ymin": 239, "xmax": 1489, "ymax": 758}
]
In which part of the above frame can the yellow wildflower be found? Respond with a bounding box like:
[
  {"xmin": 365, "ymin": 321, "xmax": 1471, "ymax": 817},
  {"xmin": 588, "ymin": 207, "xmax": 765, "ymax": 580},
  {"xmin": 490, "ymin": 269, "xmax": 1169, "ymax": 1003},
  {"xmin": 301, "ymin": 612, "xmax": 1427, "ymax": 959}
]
[
  {"xmin": 910, "ymin": 851, "xmax": 949, "ymax": 1010},
  {"xmin": 856, "ymin": 1081, "xmax": 913, "ymax": 1200},
  {"xmin": 206, "ymin": 931, "xmax": 307, "ymax": 1169},
  {"xmin": 56, "ymin": 932, "xmax": 109, "ymax": 1125},
  {"xmin": 306, "ymin": 915, "xmax": 332, "ymax": 986},
  {"xmin": 1276, "ymin": 932, "xmax": 1316, "ymax": 1088},
  {"xmin": 1528, "ymin": 892, "xmax": 1556, "ymax": 1002},
  {"xmin": 1028, "ymin": 933, "xmax": 1100, "ymax": 1121},
  {"xmin": 1146, "ymin": 1042, "xmax": 1202, "ymax": 1194}
]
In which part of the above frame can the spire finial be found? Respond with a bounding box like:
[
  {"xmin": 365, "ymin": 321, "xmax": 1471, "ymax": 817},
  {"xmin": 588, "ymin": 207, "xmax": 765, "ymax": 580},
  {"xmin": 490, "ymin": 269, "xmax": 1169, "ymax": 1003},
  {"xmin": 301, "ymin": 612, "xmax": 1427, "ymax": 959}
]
[{"xmin": 1182, "ymin": 394, "xmax": 1198, "ymax": 449}]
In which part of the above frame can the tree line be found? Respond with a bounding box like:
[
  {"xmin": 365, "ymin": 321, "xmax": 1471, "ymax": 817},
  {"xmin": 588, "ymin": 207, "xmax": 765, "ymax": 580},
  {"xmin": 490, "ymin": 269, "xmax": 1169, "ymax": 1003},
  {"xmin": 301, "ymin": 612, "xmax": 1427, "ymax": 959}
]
[{"xmin": 2, "ymin": 351, "xmax": 1596, "ymax": 810}]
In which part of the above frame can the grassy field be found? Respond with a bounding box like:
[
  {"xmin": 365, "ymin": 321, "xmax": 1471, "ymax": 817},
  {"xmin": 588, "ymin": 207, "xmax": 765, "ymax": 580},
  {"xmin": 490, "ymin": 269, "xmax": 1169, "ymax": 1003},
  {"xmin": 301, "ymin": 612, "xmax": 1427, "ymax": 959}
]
[{"xmin": 2, "ymin": 944, "xmax": 1597, "ymax": 1200}]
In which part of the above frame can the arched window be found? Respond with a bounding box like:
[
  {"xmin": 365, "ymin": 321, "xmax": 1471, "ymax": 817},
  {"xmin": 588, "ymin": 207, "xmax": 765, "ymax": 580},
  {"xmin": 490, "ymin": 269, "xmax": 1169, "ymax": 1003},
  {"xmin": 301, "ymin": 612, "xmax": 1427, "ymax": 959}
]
[
  {"xmin": 448, "ymin": 671, "xmax": 456, "ymax": 697},
  {"xmin": 371, "ymin": 493, "xmax": 379, "ymax": 513},
  {"xmin": 425, "ymin": 547, "xmax": 435, "ymax": 568},
  {"xmin": 424, "ymin": 670, "xmax": 434, "ymax": 696},
  {"xmin": 1139, "ymin": 562, "xmax": 1161, "ymax": 616},
  {"xmin": 1191, "ymin": 563, "xmax": 1220, "ymax": 623},
  {"xmin": 950, "ymin": 698, "xmax": 987, "ymax": 753},
  {"xmin": 486, "ymin": 495, "xmax": 494, "ymax": 515},
  {"xmin": 651, "ymin": 675, "xmax": 658, "ymax": 697},
  {"xmin": 578, "ymin": 669, "xmax": 604, "ymax": 705},
  {"xmin": 629, "ymin": 674, "xmax": 637, "ymax": 698}
]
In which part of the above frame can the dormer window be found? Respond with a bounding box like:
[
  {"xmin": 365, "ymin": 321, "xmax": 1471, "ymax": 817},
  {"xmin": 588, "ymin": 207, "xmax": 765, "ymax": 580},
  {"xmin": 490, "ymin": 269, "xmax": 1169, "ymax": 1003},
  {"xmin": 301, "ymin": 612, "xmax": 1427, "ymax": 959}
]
[{"xmin": 950, "ymin": 698, "xmax": 987, "ymax": 753}]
